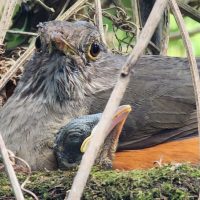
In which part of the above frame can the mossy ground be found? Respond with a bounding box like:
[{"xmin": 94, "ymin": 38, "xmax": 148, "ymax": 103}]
[{"xmin": 0, "ymin": 164, "xmax": 200, "ymax": 200}]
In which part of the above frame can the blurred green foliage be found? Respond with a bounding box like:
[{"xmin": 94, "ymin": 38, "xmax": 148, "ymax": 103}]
[
  {"xmin": 3, "ymin": 1, "xmax": 200, "ymax": 56},
  {"xmin": 168, "ymin": 15, "xmax": 200, "ymax": 57},
  {"xmin": 102, "ymin": 0, "xmax": 200, "ymax": 57}
]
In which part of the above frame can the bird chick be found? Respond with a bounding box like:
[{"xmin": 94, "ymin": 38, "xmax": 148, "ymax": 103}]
[
  {"xmin": 0, "ymin": 21, "xmax": 119, "ymax": 170},
  {"xmin": 54, "ymin": 105, "xmax": 131, "ymax": 169}
]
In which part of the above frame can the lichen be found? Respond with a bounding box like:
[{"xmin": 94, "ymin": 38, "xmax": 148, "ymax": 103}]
[{"xmin": 0, "ymin": 164, "xmax": 199, "ymax": 200}]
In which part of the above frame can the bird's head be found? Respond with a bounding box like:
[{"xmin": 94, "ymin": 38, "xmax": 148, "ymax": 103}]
[
  {"xmin": 54, "ymin": 105, "xmax": 132, "ymax": 169},
  {"xmin": 15, "ymin": 21, "xmax": 120, "ymax": 110},
  {"xmin": 54, "ymin": 113, "xmax": 101, "ymax": 169}
]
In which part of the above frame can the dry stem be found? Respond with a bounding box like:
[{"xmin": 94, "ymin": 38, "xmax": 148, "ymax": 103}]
[
  {"xmin": 169, "ymin": 0, "xmax": 200, "ymax": 153},
  {"xmin": 94, "ymin": 0, "xmax": 106, "ymax": 44},
  {"xmin": 15, "ymin": 156, "xmax": 39, "ymax": 200},
  {"xmin": 170, "ymin": 27, "xmax": 200, "ymax": 40},
  {"xmin": 131, "ymin": 0, "xmax": 141, "ymax": 39},
  {"xmin": 0, "ymin": 0, "xmax": 18, "ymax": 44},
  {"xmin": 177, "ymin": 0, "xmax": 200, "ymax": 23},
  {"xmin": 0, "ymin": 134, "xmax": 25, "ymax": 200},
  {"xmin": 0, "ymin": 43, "xmax": 34, "ymax": 91},
  {"xmin": 35, "ymin": 0, "xmax": 55, "ymax": 13},
  {"xmin": 67, "ymin": 0, "xmax": 169, "ymax": 199},
  {"xmin": 6, "ymin": 30, "xmax": 38, "ymax": 36},
  {"xmin": 57, "ymin": 0, "xmax": 88, "ymax": 21}
]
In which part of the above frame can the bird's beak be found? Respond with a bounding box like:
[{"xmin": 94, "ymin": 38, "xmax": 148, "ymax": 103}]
[{"xmin": 80, "ymin": 105, "xmax": 132, "ymax": 153}]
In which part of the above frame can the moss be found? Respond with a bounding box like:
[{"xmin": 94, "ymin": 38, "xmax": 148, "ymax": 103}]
[{"xmin": 0, "ymin": 164, "xmax": 200, "ymax": 199}]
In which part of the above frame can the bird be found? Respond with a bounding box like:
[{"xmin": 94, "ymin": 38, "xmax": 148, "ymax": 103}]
[
  {"xmin": 0, "ymin": 20, "xmax": 200, "ymax": 170},
  {"xmin": 56, "ymin": 111, "xmax": 199, "ymax": 170},
  {"xmin": 54, "ymin": 105, "xmax": 132, "ymax": 169}
]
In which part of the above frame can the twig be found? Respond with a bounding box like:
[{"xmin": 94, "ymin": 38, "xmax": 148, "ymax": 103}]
[
  {"xmin": 0, "ymin": 42, "xmax": 34, "ymax": 91},
  {"xmin": 66, "ymin": 0, "xmax": 169, "ymax": 199},
  {"xmin": 177, "ymin": 0, "xmax": 200, "ymax": 23},
  {"xmin": 0, "ymin": 134, "xmax": 24, "ymax": 200},
  {"xmin": 0, "ymin": 0, "xmax": 6, "ymax": 15},
  {"xmin": 56, "ymin": 0, "xmax": 71, "ymax": 18},
  {"xmin": 94, "ymin": 0, "xmax": 106, "ymax": 44},
  {"xmin": 0, "ymin": 0, "xmax": 18, "ymax": 44},
  {"xmin": 169, "ymin": 0, "xmax": 200, "ymax": 154},
  {"xmin": 160, "ymin": 7, "xmax": 170, "ymax": 55},
  {"xmin": 6, "ymin": 30, "xmax": 38, "ymax": 36},
  {"xmin": 35, "ymin": 0, "xmax": 55, "ymax": 13},
  {"xmin": 0, "ymin": 89, "xmax": 6, "ymax": 107},
  {"xmin": 57, "ymin": 0, "xmax": 88, "ymax": 21},
  {"xmin": 131, "ymin": 0, "xmax": 141, "ymax": 39},
  {"xmin": 170, "ymin": 27, "xmax": 200, "ymax": 40},
  {"xmin": 14, "ymin": 156, "xmax": 39, "ymax": 200}
]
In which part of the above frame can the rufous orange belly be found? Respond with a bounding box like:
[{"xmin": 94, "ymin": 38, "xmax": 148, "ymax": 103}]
[{"xmin": 113, "ymin": 137, "xmax": 200, "ymax": 170}]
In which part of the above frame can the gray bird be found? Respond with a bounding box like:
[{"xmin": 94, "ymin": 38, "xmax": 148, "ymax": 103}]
[
  {"xmin": 54, "ymin": 105, "xmax": 131, "ymax": 169},
  {"xmin": 0, "ymin": 20, "xmax": 199, "ymax": 170}
]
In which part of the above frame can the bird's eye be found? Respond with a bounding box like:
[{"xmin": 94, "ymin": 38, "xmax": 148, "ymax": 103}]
[
  {"xmin": 88, "ymin": 42, "xmax": 100, "ymax": 60},
  {"xmin": 35, "ymin": 36, "xmax": 42, "ymax": 50},
  {"xmin": 67, "ymin": 133, "xmax": 81, "ymax": 143}
]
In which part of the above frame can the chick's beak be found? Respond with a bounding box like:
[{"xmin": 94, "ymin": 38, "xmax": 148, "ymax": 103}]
[{"xmin": 80, "ymin": 105, "xmax": 132, "ymax": 153}]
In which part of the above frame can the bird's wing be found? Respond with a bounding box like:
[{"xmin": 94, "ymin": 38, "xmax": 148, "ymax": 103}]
[{"xmin": 89, "ymin": 55, "xmax": 199, "ymax": 149}]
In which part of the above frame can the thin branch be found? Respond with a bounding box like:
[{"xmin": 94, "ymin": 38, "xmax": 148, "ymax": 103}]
[
  {"xmin": 170, "ymin": 27, "xmax": 200, "ymax": 40},
  {"xmin": 0, "ymin": 89, "xmax": 6, "ymax": 107},
  {"xmin": 6, "ymin": 30, "xmax": 38, "ymax": 36},
  {"xmin": 0, "ymin": 0, "xmax": 18, "ymax": 44},
  {"xmin": 67, "ymin": 0, "xmax": 169, "ymax": 199},
  {"xmin": 56, "ymin": 0, "xmax": 71, "ymax": 18},
  {"xmin": 160, "ymin": 7, "xmax": 170, "ymax": 55},
  {"xmin": 15, "ymin": 156, "xmax": 39, "ymax": 200},
  {"xmin": 177, "ymin": 0, "xmax": 200, "ymax": 23},
  {"xmin": 94, "ymin": 0, "xmax": 106, "ymax": 44},
  {"xmin": 169, "ymin": 0, "xmax": 200, "ymax": 153},
  {"xmin": 35, "ymin": 0, "xmax": 55, "ymax": 13},
  {"xmin": 0, "ymin": 134, "xmax": 25, "ymax": 200},
  {"xmin": 57, "ymin": 0, "xmax": 88, "ymax": 21},
  {"xmin": 0, "ymin": 42, "xmax": 34, "ymax": 91},
  {"xmin": 0, "ymin": 0, "xmax": 6, "ymax": 15},
  {"xmin": 131, "ymin": 0, "xmax": 141, "ymax": 39}
]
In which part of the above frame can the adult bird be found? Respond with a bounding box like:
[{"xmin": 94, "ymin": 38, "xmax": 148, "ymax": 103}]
[{"xmin": 0, "ymin": 20, "xmax": 199, "ymax": 170}]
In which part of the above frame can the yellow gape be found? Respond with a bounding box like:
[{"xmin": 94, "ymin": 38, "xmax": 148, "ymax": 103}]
[
  {"xmin": 80, "ymin": 125, "xmax": 98, "ymax": 153},
  {"xmin": 80, "ymin": 135, "xmax": 92, "ymax": 153},
  {"xmin": 80, "ymin": 105, "xmax": 132, "ymax": 153}
]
